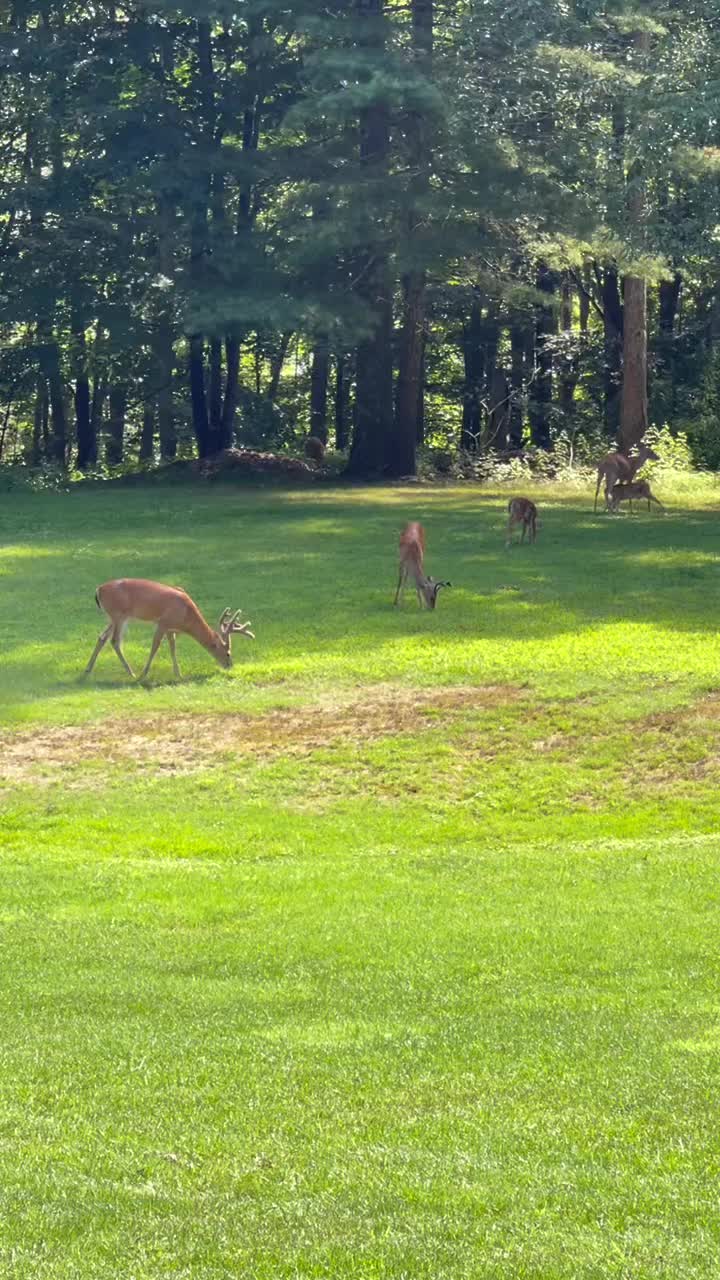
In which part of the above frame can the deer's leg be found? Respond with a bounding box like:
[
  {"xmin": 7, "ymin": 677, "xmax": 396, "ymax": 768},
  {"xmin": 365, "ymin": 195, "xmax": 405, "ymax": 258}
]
[
  {"xmin": 111, "ymin": 621, "xmax": 135, "ymax": 679},
  {"xmin": 520, "ymin": 520, "xmax": 527, "ymax": 544},
  {"xmin": 649, "ymin": 494, "xmax": 665, "ymax": 512},
  {"xmin": 83, "ymin": 623, "xmax": 112, "ymax": 677},
  {"xmin": 393, "ymin": 566, "xmax": 406, "ymax": 606},
  {"xmin": 167, "ymin": 631, "xmax": 181, "ymax": 679},
  {"xmin": 138, "ymin": 625, "xmax": 165, "ymax": 681},
  {"xmin": 505, "ymin": 517, "xmax": 515, "ymax": 548},
  {"xmin": 594, "ymin": 471, "xmax": 602, "ymax": 513}
]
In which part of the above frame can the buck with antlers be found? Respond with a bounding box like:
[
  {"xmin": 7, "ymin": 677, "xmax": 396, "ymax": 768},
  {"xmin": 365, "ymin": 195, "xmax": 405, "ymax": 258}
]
[
  {"xmin": 83, "ymin": 579, "xmax": 254, "ymax": 681},
  {"xmin": 394, "ymin": 522, "xmax": 450, "ymax": 609},
  {"xmin": 594, "ymin": 441, "xmax": 659, "ymax": 513}
]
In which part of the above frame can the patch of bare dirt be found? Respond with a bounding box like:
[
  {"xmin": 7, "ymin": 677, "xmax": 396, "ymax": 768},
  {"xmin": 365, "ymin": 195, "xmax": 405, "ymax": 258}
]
[{"xmin": 0, "ymin": 685, "xmax": 522, "ymax": 784}]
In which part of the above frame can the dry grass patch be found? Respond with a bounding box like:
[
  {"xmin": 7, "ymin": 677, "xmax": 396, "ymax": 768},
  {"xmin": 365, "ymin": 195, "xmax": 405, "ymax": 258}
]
[{"xmin": 0, "ymin": 684, "xmax": 522, "ymax": 784}]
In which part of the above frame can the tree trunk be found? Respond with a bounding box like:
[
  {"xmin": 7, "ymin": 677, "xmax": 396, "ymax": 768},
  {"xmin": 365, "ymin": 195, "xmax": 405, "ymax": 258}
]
[
  {"xmin": 310, "ymin": 338, "xmax": 329, "ymax": 443},
  {"xmin": 220, "ymin": 337, "xmax": 240, "ymax": 448},
  {"xmin": 267, "ymin": 332, "xmax": 291, "ymax": 403},
  {"xmin": 620, "ymin": 276, "xmax": 648, "ymax": 452},
  {"xmin": 394, "ymin": 0, "xmax": 433, "ymax": 466},
  {"xmin": 528, "ymin": 264, "xmax": 556, "ymax": 450},
  {"xmin": 559, "ymin": 274, "xmax": 579, "ymax": 418},
  {"xmin": 619, "ymin": 26, "xmax": 650, "ymax": 452},
  {"xmin": 655, "ymin": 271, "xmax": 682, "ymax": 420},
  {"xmin": 140, "ymin": 401, "xmax": 155, "ymax": 462},
  {"xmin": 600, "ymin": 264, "xmax": 623, "ymax": 437},
  {"xmin": 189, "ymin": 335, "xmax": 211, "ymax": 457},
  {"xmin": 209, "ymin": 337, "xmax": 223, "ymax": 452},
  {"xmin": 335, "ymin": 355, "xmax": 349, "ymax": 450},
  {"xmin": 39, "ymin": 340, "xmax": 67, "ymax": 465},
  {"xmin": 579, "ymin": 263, "xmax": 591, "ymax": 333},
  {"xmin": 461, "ymin": 301, "xmax": 484, "ymax": 451},
  {"xmin": 106, "ymin": 383, "xmax": 127, "ymax": 466},
  {"xmin": 155, "ymin": 317, "xmax": 176, "ymax": 460},
  {"xmin": 488, "ymin": 368, "xmax": 510, "ymax": 449},
  {"xmin": 32, "ymin": 376, "xmax": 46, "ymax": 464},
  {"xmin": 347, "ymin": 0, "xmax": 394, "ymax": 477},
  {"xmin": 509, "ymin": 322, "xmax": 525, "ymax": 449},
  {"xmin": 417, "ymin": 327, "xmax": 426, "ymax": 445},
  {"xmin": 73, "ymin": 315, "xmax": 95, "ymax": 470}
]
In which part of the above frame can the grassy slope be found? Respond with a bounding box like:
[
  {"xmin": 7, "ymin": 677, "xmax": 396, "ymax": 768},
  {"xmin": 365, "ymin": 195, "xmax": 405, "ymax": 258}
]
[{"xmin": 2, "ymin": 482, "xmax": 720, "ymax": 1278}]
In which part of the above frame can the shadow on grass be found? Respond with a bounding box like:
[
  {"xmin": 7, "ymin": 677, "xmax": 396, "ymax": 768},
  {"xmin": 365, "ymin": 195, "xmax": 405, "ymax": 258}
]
[{"xmin": 1, "ymin": 486, "xmax": 719, "ymax": 712}]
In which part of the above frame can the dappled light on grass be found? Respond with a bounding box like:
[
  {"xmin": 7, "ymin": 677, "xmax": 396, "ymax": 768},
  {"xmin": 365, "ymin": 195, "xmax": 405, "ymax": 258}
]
[{"xmin": 3, "ymin": 482, "xmax": 720, "ymax": 1277}]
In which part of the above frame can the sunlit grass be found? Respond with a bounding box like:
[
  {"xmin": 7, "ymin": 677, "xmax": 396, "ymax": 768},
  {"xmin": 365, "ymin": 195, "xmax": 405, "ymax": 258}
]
[{"xmin": 2, "ymin": 479, "xmax": 720, "ymax": 1278}]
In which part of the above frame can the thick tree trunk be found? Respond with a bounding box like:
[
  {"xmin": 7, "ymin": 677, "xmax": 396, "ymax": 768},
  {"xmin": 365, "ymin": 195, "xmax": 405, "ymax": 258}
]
[
  {"xmin": 310, "ymin": 338, "xmax": 330, "ymax": 443},
  {"xmin": 528, "ymin": 264, "xmax": 556, "ymax": 450},
  {"xmin": 601, "ymin": 264, "xmax": 623, "ymax": 437},
  {"xmin": 619, "ymin": 27, "xmax": 650, "ymax": 452},
  {"xmin": 347, "ymin": 0, "xmax": 394, "ymax": 477},
  {"xmin": 620, "ymin": 276, "xmax": 648, "ymax": 452},
  {"xmin": 394, "ymin": 0, "xmax": 433, "ymax": 468},
  {"xmin": 461, "ymin": 302, "xmax": 484, "ymax": 451}
]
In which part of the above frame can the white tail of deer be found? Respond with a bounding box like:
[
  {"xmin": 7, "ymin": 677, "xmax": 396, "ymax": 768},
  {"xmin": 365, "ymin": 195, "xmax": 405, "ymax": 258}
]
[
  {"xmin": 506, "ymin": 497, "xmax": 538, "ymax": 548},
  {"xmin": 394, "ymin": 522, "xmax": 450, "ymax": 609},
  {"xmin": 83, "ymin": 579, "xmax": 254, "ymax": 681},
  {"xmin": 610, "ymin": 480, "xmax": 665, "ymax": 514},
  {"xmin": 594, "ymin": 442, "xmax": 659, "ymax": 512}
]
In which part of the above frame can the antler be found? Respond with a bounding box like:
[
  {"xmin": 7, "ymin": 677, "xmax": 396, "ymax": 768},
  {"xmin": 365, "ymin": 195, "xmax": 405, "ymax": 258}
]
[{"xmin": 231, "ymin": 609, "xmax": 254, "ymax": 638}]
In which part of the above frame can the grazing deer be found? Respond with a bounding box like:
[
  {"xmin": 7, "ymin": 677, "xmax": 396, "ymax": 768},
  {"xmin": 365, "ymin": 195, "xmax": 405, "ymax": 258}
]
[
  {"xmin": 83, "ymin": 579, "xmax": 254, "ymax": 681},
  {"xmin": 394, "ymin": 522, "xmax": 451, "ymax": 609},
  {"xmin": 506, "ymin": 497, "xmax": 538, "ymax": 548},
  {"xmin": 610, "ymin": 480, "xmax": 665, "ymax": 514},
  {"xmin": 594, "ymin": 441, "xmax": 659, "ymax": 512}
]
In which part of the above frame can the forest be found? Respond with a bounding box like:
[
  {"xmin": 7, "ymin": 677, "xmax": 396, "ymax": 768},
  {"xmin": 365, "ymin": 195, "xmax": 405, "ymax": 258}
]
[{"xmin": 1, "ymin": 0, "xmax": 719, "ymax": 478}]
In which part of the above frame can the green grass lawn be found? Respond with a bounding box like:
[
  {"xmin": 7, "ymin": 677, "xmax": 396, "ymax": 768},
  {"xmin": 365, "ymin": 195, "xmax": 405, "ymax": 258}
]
[{"xmin": 2, "ymin": 480, "xmax": 720, "ymax": 1278}]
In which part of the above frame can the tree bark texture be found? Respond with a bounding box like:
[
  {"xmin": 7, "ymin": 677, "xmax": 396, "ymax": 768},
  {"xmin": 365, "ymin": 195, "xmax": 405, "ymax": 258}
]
[
  {"xmin": 347, "ymin": 0, "xmax": 394, "ymax": 477},
  {"xmin": 528, "ymin": 265, "xmax": 556, "ymax": 450},
  {"xmin": 310, "ymin": 338, "xmax": 330, "ymax": 443},
  {"xmin": 461, "ymin": 302, "xmax": 484, "ymax": 451}
]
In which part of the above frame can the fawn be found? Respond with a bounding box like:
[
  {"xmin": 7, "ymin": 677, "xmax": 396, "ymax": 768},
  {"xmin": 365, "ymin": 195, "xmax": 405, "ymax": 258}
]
[
  {"xmin": 506, "ymin": 497, "xmax": 538, "ymax": 547},
  {"xmin": 609, "ymin": 480, "xmax": 665, "ymax": 514},
  {"xmin": 394, "ymin": 522, "xmax": 450, "ymax": 609}
]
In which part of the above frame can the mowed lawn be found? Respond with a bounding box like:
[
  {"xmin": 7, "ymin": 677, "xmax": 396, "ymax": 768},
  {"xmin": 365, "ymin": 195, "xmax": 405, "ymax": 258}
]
[{"xmin": 2, "ymin": 480, "xmax": 720, "ymax": 1279}]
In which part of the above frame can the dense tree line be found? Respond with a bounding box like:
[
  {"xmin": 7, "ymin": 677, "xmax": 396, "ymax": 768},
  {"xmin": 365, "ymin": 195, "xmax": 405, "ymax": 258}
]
[{"xmin": 1, "ymin": 0, "xmax": 719, "ymax": 477}]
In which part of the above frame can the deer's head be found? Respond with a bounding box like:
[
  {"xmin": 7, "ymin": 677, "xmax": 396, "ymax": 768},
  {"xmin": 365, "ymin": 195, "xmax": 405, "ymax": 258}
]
[
  {"xmin": 638, "ymin": 442, "xmax": 659, "ymax": 465},
  {"xmin": 422, "ymin": 578, "xmax": 451, "ymax": 610},
  {"xmin": 212, "ymin": 608, "xmax": 255, "ymax": 668}
]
